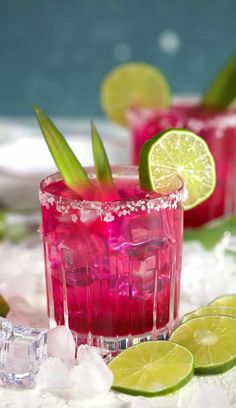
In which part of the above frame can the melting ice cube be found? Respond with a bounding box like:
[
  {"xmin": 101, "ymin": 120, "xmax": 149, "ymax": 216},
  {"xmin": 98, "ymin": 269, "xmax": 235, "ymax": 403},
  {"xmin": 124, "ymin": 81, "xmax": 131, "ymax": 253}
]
[{"xmin": 0, "ymin": 318, "xmax": 47, "ymax": 388}]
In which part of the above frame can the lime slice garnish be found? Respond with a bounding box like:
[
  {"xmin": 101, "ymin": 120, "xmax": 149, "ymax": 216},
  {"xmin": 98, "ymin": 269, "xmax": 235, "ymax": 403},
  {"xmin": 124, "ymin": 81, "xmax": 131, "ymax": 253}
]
[
  {"xmin": 100, "ymin": 63, "xmax": 170, "ymax": 126},
  {"xmin": 139, "ymin": 128, "xmax": 216, "ymax": 210},
  {"xmin": 170, "ymin": 315, "xmax": 236, "ymax": 374},
  {"xmin": 108, "ymin": 341, "xmax": 194, "ymax": 397},
  {"xmin": 209, "ymin": 294, "xmax": 236, "ymax": 308},
  {"xmin": 182, "ymin": 305, "xmax": 236, "ymax": 324}
]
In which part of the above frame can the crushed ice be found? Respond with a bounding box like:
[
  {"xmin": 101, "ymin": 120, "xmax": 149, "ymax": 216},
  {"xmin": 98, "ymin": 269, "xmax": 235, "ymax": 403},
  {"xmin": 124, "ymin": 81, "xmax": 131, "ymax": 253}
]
[
  {"xmin": 36, "ymin": 342, "xmax": 113, "ymax": 399},
  {"xmin": 47, "ymin": 326, "xmax": 76, "ymax": 367}
]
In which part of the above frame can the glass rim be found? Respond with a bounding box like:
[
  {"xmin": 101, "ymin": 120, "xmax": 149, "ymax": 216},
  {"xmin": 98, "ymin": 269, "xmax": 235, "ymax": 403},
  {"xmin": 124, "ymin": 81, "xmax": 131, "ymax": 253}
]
[{"xmin": 40, "ymin": 165, "xmax": 184, "ymax": 207}]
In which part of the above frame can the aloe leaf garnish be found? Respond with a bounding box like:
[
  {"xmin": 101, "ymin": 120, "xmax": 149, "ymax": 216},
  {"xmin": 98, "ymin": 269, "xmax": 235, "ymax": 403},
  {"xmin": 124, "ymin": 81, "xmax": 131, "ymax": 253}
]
[
  {"xmin": 201, "ymin": 53, "xmax": 236, "ymax": 110},
  {"xmin": 33, "ymin": 106, "xmax": 93, "ymax": 198},
  {"xmin": 91, "ymin": 121, "xmax": 119, "ymax": 200},
  {"xmin": 91, "ymin": 121, "xmax": 114, "ymax": 186}
]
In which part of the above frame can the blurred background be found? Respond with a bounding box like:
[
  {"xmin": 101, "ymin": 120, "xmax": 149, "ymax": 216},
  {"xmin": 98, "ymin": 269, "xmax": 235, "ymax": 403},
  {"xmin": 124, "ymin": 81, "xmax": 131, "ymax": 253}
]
[
  {"xmin": 0, "ymin": 0, "xmax": 235, "ymax": 211},
  {"xmin": 0, "ymin": 0, "xmax": 235, "ymax": 117}
]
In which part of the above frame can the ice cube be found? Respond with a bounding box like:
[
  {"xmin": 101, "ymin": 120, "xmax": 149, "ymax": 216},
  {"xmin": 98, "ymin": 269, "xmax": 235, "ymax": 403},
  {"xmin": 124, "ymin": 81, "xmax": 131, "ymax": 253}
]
[
  {"xmin": 190, "ymin": 384, "xmax": 231, "ymax": 408},
  {"xmin": 36, "ymin": 357, "xmax": 71, "ymax": 390},
  {"xmin": 71, "ymin": 345, "xmax": 113, "ymax": 398},
  {"xmin": 123, "ymin": 213, "xmax": 162, "ymax": 244},
  {"xmin": 0, "ymin": 318, "xmax": 47, "ymax": 388},
  {"xmin": 47, "ymin": 326, "xmax": 76, "ymax": 367}
]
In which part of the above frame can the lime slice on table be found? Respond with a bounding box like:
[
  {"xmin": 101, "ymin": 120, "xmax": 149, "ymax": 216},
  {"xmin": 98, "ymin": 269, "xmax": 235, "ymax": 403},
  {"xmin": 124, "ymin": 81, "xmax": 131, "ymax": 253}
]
[
  {"xmin": 209, "ymin": 294, "xmax": 236, "ymax": 308},
  {"xmin": 170, "ymin": 315, "xmax": 236, "ymax": 374},
  {"xmin": 139, "ymin": 128, "xmax": 216, "ymax": 210},
  {"xmin": 108, "ymin": 341, "xmax": 194, "ymax": 397},
  {"xmin": 100, "ymin": 63, "xmax": 170, "ymax": 126},
  {"xmin": 182, "ymin": 305, "xmax": 236, "ymax": 324}
]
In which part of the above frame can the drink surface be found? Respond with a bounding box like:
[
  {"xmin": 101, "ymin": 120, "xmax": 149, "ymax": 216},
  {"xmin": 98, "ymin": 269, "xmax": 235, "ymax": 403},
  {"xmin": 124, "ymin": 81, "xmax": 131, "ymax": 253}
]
[
  {"xmin": 129, "ymin": 102, "xmax": 236, "ymax": 227},
  {"xmin": 40, "ymin": 168, "xmax": 183, "ymax": 342}
]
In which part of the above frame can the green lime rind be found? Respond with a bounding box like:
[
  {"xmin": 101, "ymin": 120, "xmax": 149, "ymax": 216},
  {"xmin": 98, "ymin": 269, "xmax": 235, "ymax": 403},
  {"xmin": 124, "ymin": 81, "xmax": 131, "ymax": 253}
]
[
  {"xmin": 100, "ymin": 63, "xmax": 170, "ymax": 126},
  {"xmin": 209, "ymin": 294, "xmax": 236, "ymax": 308},
  {"xmin": 201, "ymin": 53, "xmax": 236, "ymax": 110},
  {"xmin": 170, "ymin": 315, "xmax": 236, "ymax": 375},
  {"xmin": 139, "ymin": 128, "xmax": 216, "ymax": 210},
  {"xmin": 108, "ymin": 341, "xmax": 194, "ymax": 397},
  {"xmin": 182, "ymin": 305, "xmax": 236, "ymax": 324}
]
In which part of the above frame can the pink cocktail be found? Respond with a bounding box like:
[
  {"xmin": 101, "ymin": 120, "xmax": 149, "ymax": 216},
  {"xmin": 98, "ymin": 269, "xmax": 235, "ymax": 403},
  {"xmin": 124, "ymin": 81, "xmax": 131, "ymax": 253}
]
[
  {"xmin": 40, "ymin": 166, "xmax": 183, "ymax": 352},
  {"xmin": 128, "ymin": 98, "xmax": 236, "ymax": 227}
]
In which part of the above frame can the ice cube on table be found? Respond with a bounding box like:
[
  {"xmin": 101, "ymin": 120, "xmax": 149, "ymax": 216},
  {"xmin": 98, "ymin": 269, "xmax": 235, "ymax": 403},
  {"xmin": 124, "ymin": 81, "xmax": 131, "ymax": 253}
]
[
  {"xmin": 0, "ymin": 318, "xmax": 47, "ymax": 388},
  {"xmin": 47, "ymin": 326, "xmax": 76, "ymax": 367}
]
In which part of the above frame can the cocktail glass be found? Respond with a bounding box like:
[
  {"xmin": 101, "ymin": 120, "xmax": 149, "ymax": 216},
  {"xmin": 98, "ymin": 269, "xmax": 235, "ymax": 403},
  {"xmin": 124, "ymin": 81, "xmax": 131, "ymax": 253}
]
[
  {"xmin": 128, "ymin": 96, "xmax": 236, "ymax": 227},
  {"xmin": 39, "ymin": 166, "xmax": 184, "ymax": 353}
]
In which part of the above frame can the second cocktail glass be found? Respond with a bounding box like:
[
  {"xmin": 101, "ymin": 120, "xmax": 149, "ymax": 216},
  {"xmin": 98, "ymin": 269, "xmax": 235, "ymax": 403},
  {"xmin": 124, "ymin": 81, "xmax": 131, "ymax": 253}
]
[
  {"xmin": 40, "ymin": 166, "xmax": 184, "ymax": 353},
  {"xmin": 128, "ymin": 97, "xmax": 236, "ymax": 227}
]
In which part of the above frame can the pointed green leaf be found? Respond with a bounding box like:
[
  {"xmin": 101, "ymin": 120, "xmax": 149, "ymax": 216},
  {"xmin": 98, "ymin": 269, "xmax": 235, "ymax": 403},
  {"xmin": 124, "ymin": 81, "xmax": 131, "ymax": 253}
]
[
  {"xmin": 201, "ymin": 53, "xmax": 236, "ymax": 110},
  {"xmin": 91, "ymin": 121, "xmax": 114, "ymax": 187},
  {"xmin": 33, "ymin": 106, "xmax": 92, "ymax": 195}
]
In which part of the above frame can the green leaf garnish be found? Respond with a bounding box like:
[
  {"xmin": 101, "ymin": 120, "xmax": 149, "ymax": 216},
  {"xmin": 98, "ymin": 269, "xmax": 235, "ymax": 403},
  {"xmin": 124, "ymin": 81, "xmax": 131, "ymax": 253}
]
[
  {"xmin": 33, "ymin": 105, "xmax": 93, "ymax": 196},
  {"xmin": 91, "ymin": 121, "xmax": 114, "ymax": 187},
  {"xmin": 201, "ymin": 53, "xmax": 236, "ymax": 110}
]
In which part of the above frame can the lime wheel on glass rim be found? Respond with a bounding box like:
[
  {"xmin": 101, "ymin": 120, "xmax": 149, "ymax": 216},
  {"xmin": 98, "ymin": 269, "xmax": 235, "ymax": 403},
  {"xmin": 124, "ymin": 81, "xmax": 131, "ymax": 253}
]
[{"xmin": 139, "ymin": 128, "xmax": 216, "ymax": 210}]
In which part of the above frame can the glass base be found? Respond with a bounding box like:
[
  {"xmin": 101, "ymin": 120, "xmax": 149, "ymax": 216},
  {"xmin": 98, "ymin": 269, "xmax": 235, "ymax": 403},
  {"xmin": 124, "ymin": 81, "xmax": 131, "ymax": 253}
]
[{"xmin": 49, "ymin": 318, "xmax": 179, "ymax": 355}]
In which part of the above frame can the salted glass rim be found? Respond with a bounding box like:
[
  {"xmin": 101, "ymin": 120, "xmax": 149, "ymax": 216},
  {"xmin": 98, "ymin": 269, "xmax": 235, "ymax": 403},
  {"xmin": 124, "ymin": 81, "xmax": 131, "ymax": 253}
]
[{"xmin": 39, "ymin": 165, "xmax": 184, "ymax": 210}]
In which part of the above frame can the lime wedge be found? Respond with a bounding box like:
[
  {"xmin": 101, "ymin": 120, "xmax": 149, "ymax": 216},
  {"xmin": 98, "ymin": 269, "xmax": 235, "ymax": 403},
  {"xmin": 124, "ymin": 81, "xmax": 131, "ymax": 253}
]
[
  {"xmin": 182, "ymin": 305, "xmax": 236, "ymax": 324},
  {"xmin": 139, "ymin": 128, "xmax": 216, "ymax": 210},
  {"xmin": 209, "ymin": 294, "xmax": 236, "ymax": 308},
  {"xmin": 108, "ymin": 341, "xmax": 194, "ymax": 397},
  {"xmin": 100, "ymin": 63, "xmax": 170, "ymax": 126},
  {"xmin": 170, "ymin": 315, "xmax": 236, "ymax": 374}
]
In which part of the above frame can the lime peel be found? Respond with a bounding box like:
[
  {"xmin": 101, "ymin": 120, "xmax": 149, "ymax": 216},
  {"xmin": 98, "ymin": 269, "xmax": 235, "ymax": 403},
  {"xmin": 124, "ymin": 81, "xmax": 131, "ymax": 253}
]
[
  {"xmin": 182, "ymin": 305, "xmax": 236, "ymax": 323},
  {"xmin": 139, "ymin": 128, "xmax": 216, "ymax": 210},
  {"xmin": 170, "ymin": 315, "xmax": 236, "ymax": 375},
  {"xmin": 108, "ymin": 341, "xmax": 194, "ymax": 397}
]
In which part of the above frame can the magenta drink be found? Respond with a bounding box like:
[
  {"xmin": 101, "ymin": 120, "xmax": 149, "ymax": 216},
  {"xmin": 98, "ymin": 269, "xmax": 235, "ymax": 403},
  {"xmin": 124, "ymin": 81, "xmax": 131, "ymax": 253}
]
[
  {"xmin": 128, "ymin": 98, "xmax": 236, "ymax": 227},
  {"xmin": 40, "ymin": 166, "xmax": 183, "ymax": 352}
]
